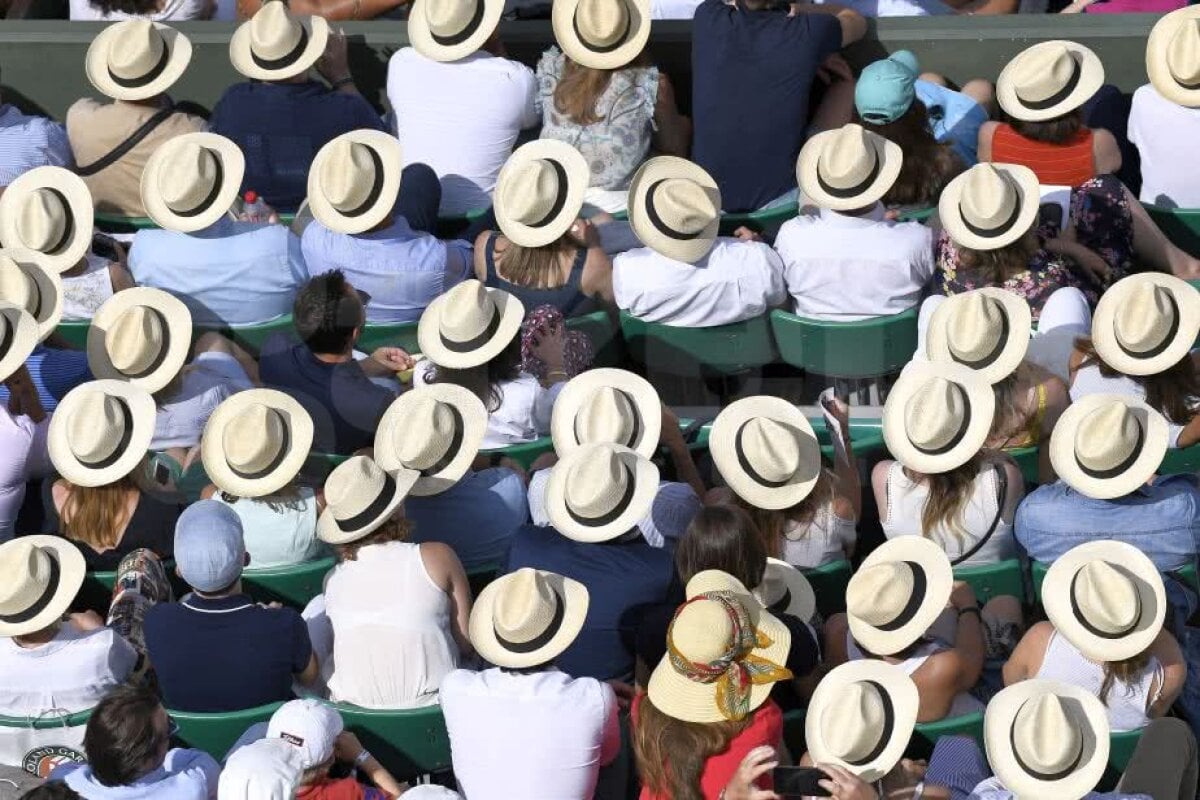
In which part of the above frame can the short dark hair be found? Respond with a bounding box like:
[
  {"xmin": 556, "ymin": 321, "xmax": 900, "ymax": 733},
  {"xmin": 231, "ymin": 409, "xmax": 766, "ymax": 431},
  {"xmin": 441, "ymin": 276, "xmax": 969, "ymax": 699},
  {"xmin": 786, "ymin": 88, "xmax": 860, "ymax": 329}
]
[
  {"xmin": 83, "ymin": 684, "xmax": 164, "ymax": 787},
  {"xmin": 1008, "ymin": 109, "xmax": 1084, "ymax": 145},
  {"xmin": 292, "ymin": 270, "xmax": 363, "ymax": 355},
  {"xmin": 21, "ymin": 785, "xmax": 82, "ymax": 799}
]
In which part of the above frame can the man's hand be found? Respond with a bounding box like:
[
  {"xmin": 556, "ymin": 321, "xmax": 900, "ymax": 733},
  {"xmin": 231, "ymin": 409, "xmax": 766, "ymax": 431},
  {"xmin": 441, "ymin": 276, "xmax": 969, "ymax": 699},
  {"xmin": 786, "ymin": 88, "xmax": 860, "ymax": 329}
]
[
  {"xmin": 816, "ymin": 53, "xmax": 854, "ymax": 85},
  {"xmin": 733, "ymin": 226, "xmax": 763, "ymax": 243},
  {"xmin": 368, "ymin": 347, "xmax": 416, "ymax": 376},
  {"xmin": 316, "ymin": 28, "xmax": 352, "ymax": 85},
  {"xmin": 948, "ymin": 580, "xmax": 978, "ymax": 612},
  {"xmin": 818, "ymin": 764, "xmax": 880, "ymax": 800},
  {"xmin": 723, "ymin": 746, "xmax": 780, "ymax": 800},
  {"xmin": 529, "ymin": 321, "xmax": 567, "ymax": 374}
]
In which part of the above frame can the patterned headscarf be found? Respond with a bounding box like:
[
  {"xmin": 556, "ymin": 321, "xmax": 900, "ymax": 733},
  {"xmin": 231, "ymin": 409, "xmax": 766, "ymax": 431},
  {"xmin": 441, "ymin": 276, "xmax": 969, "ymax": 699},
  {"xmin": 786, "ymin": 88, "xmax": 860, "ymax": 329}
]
[{"xmin": 666, "ymin": 590, "xmax": 793, "ymax": 721}]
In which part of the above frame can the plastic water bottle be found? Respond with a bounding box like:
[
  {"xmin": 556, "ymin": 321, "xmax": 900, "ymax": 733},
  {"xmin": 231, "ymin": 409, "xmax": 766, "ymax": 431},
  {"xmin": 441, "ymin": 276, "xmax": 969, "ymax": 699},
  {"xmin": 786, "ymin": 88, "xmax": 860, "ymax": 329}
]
[{"xmin": 242, "ymin": 190, "xmax": 268, "ymax": 221}]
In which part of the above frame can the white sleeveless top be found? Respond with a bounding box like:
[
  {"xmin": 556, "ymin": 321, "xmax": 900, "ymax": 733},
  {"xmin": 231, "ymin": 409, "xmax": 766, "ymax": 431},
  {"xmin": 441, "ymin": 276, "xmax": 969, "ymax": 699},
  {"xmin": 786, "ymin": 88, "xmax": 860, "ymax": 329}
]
[
  {"xmin": 1034, "ymin": 629, "xmax": 1163, "ymax": 732},
  {"xmin": 1070, "ymin": 364, "xmax": 1190, "ymax": 448},
  {"xmin": 779, "ymin": 474, "xmax": 857, "ymax": 568},
  {"xmin": 846, "ymin": 628, "xmax": 985, "ymax": 718},
  {"xmin": 325, "ymin": 542, "xmax": 458, "ymax": 709},
  {"xmin": 881, "ymin": 462, "xmax": 1015, "ymax": 567}
]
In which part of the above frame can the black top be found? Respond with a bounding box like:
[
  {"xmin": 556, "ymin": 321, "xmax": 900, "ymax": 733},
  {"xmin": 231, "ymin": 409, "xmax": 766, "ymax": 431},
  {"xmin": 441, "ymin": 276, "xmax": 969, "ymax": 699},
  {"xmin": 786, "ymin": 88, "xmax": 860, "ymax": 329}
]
[{"xmin": 46, "ymin": 490, "xmax": 181, "ymax": 572}]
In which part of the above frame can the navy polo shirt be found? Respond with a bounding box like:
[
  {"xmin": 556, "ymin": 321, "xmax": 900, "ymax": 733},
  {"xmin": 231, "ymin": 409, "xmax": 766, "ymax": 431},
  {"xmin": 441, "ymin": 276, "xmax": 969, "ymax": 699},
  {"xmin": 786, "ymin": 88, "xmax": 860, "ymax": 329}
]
[
  {"xmin": 691, "ymin": 0, "xmax": 842, "ymax": 212},
  {"xmin": 504, "ymin": 524, "xmax": 683, "ymax": 682},
  {"xmin": 210, "ymin": 81, "xmax": 386, "ymax": 212},
  {"xmin": 143, "ymin": 593, "xmax": 313, "ymax": 713}
]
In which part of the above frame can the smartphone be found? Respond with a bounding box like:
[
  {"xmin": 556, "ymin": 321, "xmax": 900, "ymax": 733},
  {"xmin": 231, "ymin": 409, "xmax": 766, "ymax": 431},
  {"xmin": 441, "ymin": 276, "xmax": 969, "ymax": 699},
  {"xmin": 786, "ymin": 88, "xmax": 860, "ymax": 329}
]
[
  {"xmin": 1038, "ymin": 201, "xmax": 1064, "ymax": 229},
  {"xmin": 773, "ymin": 766, "xmax": 832, "ymax": 798}
]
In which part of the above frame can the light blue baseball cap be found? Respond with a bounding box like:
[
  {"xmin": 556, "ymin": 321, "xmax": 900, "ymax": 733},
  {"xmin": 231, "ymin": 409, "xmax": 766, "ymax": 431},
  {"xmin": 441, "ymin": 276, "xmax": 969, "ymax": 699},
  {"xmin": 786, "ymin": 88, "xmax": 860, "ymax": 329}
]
[
  {"xmin": 174, "ymin": 500, "xmax": 246, "ymax": 592},
  {"xmin": 856, "ymin": 50, "xmax": 921, "ymax": 125}
]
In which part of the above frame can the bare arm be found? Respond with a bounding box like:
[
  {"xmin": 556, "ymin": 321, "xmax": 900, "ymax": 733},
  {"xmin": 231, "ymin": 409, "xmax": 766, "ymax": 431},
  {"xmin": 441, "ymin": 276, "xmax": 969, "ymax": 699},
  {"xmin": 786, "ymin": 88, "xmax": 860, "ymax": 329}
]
[
  {"xmin": 334, "ymin": 732, "xmax": 406, "ymax": 798},
  {"xmin": 977, "ymin": 120, "xmax": 999, "ymax": 163},
  {"xmin": 420, "ymin": 542, "xmax": 473, "ymax": 658},
  {"xmin": 788, "ymin": 2, "xmax": 867, "ymax": 46},
  {"xmin": 107, "ymin": 260, "xmax": 136, "ymax": 292},
  {"xmin": 472, "ymin": 229, "xmax": 494, "ymax": 282},
  {"xmin": 948, "ymin": 582, "xmax": 985, "ymax": 692},
  {"xmin": 1149, "ymin": 629, "xmax": 1186, "ymax": 717},
  {"xmin": 1002, "ymin": 621, "xmax": 1054, "ymax": 687},
  {"xmin": 580, "ymin": 245, "xmax": 616, "ymax": 306},
  {"xmin": 295, "ymin": 653, "xmax": 321, "ymax": 687},
  {"xmin": 823, "ymin": 613, "xmax": 850, "ymax": 667},
  {"xmin": 1092, "ymin": 128, "xmax": 1123, "ymax": 176},
  {"xmin": 651, "ymin": 73, "xmax": 691, "ymax": 158},
  {"xmin": 826, "ymin": 396, "xmax": 861, "ymax": 521},
  {"xmin": 660, "ymin": 404, "xmax": 706, "ymax": 500},
  {"xmin": 1176, "ymin": 414, "xmax": 1200, "ymax": 449}
]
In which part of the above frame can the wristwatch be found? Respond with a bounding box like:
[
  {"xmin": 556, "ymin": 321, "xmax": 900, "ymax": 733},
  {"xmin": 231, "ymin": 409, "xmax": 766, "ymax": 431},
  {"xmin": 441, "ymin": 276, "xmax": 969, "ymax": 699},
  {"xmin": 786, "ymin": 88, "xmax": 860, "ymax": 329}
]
[{"xmin": 353, "ymin": 749, "xmax": 372, "ymax": 769}]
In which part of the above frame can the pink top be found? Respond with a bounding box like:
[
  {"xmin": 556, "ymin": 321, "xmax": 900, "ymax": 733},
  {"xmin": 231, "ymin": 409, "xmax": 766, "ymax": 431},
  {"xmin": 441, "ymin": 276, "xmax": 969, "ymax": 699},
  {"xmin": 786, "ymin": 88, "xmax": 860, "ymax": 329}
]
[{"xmin": 1086, "ymin": 0, "xmax": 1185, "ymax": 13}]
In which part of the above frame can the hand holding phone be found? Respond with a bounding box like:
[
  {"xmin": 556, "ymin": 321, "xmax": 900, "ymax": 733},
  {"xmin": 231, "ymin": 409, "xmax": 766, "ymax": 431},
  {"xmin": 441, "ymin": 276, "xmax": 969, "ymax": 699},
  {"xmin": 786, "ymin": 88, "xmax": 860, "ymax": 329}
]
[{"xmin": 773, "ymin": 766, "xmax": 833, "ymax": 798}]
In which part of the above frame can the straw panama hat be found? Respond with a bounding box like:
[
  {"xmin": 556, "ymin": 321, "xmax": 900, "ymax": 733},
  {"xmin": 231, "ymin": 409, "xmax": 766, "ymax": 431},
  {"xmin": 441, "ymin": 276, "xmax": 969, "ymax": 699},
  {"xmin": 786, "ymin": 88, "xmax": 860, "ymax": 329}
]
[
  {"xmin": 141, "ymin": 132, "xmax": 245, "ymax": 234},
  {"xmin": 317, "ymin": 456, "xmax": 419, "ymax": 545},
  {"xmin": 86, "ymin": 288, "xmax": 192, "ymax": 394},
  {"xmin": 997, "ymin": 40, "xmax": 1105, "ymax": 123},
  {"xmin": 753, "ymin": 557, "xmax": 816, "ymax": 623},
  {"xmin": 0, "ymin": 536, "xmax": 86, "ymax": 638},
  {"xmin": 418, "ymin": 280, "xmax": 524, "ymax": 370},
  {"xmin": 201, "ymin": 389, "xmax": 315, "ymax": 499},
  {"xmin": 926, "ymin": 288, "xmax": 1032, "ymax": 384},
  {"xmin": 308, "ymin": 130, "xmax": 404, "ymax": 236},
  {"xmin": 230, "ymin": 0, "xmax": 329, "ymax": 81},
  {"xmin": 648, "ymin": 570, "xmax": 791, "ymax": 724},
  {"xmin": 49, "ymin": 380, "xmax": 156, "ymax": 488},
  {"xmin": 1147, "ymin": 7, "xmax": 1200, "ymax": 108},
  {"xmin": 939, "ymin": 163, "xmax": 1040, "ymax": 253},
  {"xmin": 545, "ymin": 441, "xmax": 659, "ymax": 543},
  {"xmin": 797, "ymin": 123, "xmax": 903, "ymax": 212},
  {"xmin": 0, "ymin": 167, "xmax": 94, "ymax": 274},
  {"xmin": 1090, "ymin": 273, "xmax": 1200, "ymax": 377},
  {"xmin": 883, "ymin": 360, "xmax": 995, "ymax": 475},
  {"xmin": 628, "ymin": 156, "xmax": 720, "ymax": 265},
  {"xmin": 409, "ymin": 0, "xmax": 505, "ymax": 63},
  {"xmin": 846, "ymin": 536, "xmax": 953, "ymax": 656},
  {"xmin": 470, "ymin": 567, "xmax": 590, "ymax": 669},
  {"xmin": 1049, "ymin": 394, "xmax": 1168, "ymax": 500},
  {"xmin": 553, "ymin": 0, "xmax": 651, "ymax": 71},
  {"xmin": 85, "ymin": 20, "xmax": 192, "ymax": 102},
  {"xmin": 0, "ymin": 249, "xmax": 62, "ymax": 341},
  {"xmin": 0, "ymin": 301, "xmax": 38, "ymax": 384},
  {"xmin": 710, "ymin": 395, "xmax": 821, "ymax": 511},
  {"xmin": 985, "ymin": 679, "xmax": 1111, "ymax": 800},
  {"xmin": 805, "ymin": 660, "xmax": 919, "ymax": 782},
  {"xmin": 374, "ymin": 384, "xmax": 487, "ymax": 497},
  {"xmin": 1043, "ymin": 540, "xmax": 1166, "ymax": 663},
  {"xmin": 551, "ymin": 368, "xmax": 661, "ymax": 459},
  {"xmin": 495, "ymin": 140, "xmax": 590, "ymax": 248}
]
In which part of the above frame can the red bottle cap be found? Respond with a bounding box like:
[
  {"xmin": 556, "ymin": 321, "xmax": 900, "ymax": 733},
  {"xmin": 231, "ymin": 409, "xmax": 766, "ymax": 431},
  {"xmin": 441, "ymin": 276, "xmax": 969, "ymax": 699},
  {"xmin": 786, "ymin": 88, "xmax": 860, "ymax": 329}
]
[{"xmin": 244, "ymin": 191, "xmax": 258, "ymax": 203}]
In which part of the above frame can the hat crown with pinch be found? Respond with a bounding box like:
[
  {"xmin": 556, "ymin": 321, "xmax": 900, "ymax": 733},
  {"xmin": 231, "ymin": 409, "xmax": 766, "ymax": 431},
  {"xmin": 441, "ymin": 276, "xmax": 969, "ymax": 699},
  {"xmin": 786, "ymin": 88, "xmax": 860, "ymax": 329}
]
[
  {"xmin": 576, "ymin": 386, "xmax": 638, "ymax": 448},
  {"xmin": 847, "ymin": 562, "xmax": 916, "ymax": 627},
  {"xmin": 66, "ymin": 390, "xmax": 129, "ymax": 464},
  {"xmin": 1168, "ymin": 20, "xmax": 1200, "ymax": 87},
  {"xmin": 1114, "ymin": 282, "xmax": 1175, "ymax": 355},
  {"xmin": 0, "ymin": 540, "xmax": 56, "ymax": 617},
  {"xmin": 904, "ymin": 377, "xmax": 967, "ymax": 452},
  {"xmin": 947, "ymin": 293, "xmax": 1004, "ymax": 363},
  {"xmin": 493, "ymin": 568, "xmax": 562, "ymax": 646},
  {"xmin": 320, "ymin": 139, "xmax": 378, "ymax": 213},
  {"xmin": 575, "ymin": 0, "xmax": 630, "ymax": 48},
  {"xmin": 16, "ymin": 189, "xmax": 69, "ymax": 253},
  {"xmin": 1073, "ymin": 560, "xmax": 1140, "ymax": 635},
  {"xmin": 105, "ymin": 305, "xmax": 164, "ymax": 376},
  {"xmin": 325, "ymin": 456, "xmax": 392, "ymax": 521},
  {"xmin": 654, "ymin": 179, "xmax": 717, "ymax": 237},
  {"xmin": 223, "ymin": 402, "xmax": 287, "ymax": 475},
  {"xmin": 158, "ymin": 142, "xmax": 220, "ymax": 214},
  {"xmin": 670, "ymin": 598, "xmax": 736, "ymax": 666},
  {"xmin": 959, "ymin": 165, "xmax": 1019, "ymax": 234},
  {"xmin": 817, "ymin": 124, "xmax": 878, "ymax": 193},
  {"xmin": 439, "ymin": 281, "xmax": 497, "ymax": 345},
  {"xmin": 821, "ymin": 681, "xmax": 887, "ymax": 762},
  {"xmin": 740, "ymin": 417, "xmax": 801, "ymax": 484},
  {"xmin": 1012, "ymin": 43, "xmax": 1079, "ymax": 105},
  {"xmin": 249, "ymin": 2, "xmax": 305, "ymax": 61},
  {"xmin": 1073, "ymin": 399, "xmax": 1140, "ymax": 473},
  {"xmin": 426, "ymin": 0, "xmax": 481, "ymax": 38},
  {"xmin": 0, "ymin": 258, "xmax": 36, "ymax": 315},
  {"xmin": 563, "ymin": 446, "xmax": 631, "ymax": 521},
  {"xmin": 501, "ymin": 160, "xmax": 563, "ymax": 227},
  {"xmin": 1012, "ymin": 693, "xmax": 1085, "ymax": 776},
  {"xmin": 396, "ymin": 394, "xmax": 456, "ymax": 470},
  {"xmin": 107, "ymin": 20, "xmax": 166, "ymax": 81}
]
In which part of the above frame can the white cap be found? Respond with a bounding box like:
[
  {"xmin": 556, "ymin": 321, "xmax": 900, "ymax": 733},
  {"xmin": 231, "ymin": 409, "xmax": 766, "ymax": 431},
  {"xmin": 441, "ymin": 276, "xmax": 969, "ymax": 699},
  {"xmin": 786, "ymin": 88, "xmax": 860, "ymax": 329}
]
[
  {"xmin": 267, "ymin": 698, "xmax": 344, "ymax": 769},
  {"xmin": 218, "ymin": 737, "xmax": 304, "ymax": 800}
]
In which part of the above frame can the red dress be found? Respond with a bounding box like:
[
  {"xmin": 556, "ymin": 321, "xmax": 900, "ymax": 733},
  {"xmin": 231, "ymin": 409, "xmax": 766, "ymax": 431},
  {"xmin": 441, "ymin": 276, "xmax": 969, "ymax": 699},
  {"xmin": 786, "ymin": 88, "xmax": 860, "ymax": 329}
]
[
  {"xmin": 991, "ymin": 123, "xmax": 1096, "ymax": 187},
  {"xmin": 634, "ymin": 693, "xmax": 783, "ymax": 800}
]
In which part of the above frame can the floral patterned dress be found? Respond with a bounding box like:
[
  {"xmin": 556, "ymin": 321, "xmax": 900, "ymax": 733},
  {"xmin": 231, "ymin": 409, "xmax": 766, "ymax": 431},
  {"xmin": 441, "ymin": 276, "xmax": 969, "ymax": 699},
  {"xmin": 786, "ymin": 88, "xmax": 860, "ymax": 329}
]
[{"xmin": 934, "ymin": 175, "xmax": 1135, "ymax": 320}]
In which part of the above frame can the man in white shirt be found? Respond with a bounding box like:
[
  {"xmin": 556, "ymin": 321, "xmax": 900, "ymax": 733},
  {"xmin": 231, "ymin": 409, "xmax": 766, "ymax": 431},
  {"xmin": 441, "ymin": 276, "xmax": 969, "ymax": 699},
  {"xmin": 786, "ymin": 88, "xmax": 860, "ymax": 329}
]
[
  {"xmin": 615, "ymin": 156, "xmax": 787, "ymax": 327},
  {"xmin": 440, "ymin": 568, "xmax": 621, "ymax": 800},
  {"xmin": 776, "ymin": 123, "xmax": 933, "ymax": 321},
  {"xmin": 388, "ymin": 0, "xmax": 538, "ymax": 216}
]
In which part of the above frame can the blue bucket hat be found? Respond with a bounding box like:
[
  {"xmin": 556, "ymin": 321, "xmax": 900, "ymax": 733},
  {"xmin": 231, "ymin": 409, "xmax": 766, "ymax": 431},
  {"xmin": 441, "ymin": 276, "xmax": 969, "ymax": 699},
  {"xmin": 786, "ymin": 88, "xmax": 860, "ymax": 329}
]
[
  {"xmin": 856, "ymin": 50, "xmax": 920, "ymax": 125},
  {"xmin": 174, "ymin": 500, "xmax": 246, "ymax": 593}
]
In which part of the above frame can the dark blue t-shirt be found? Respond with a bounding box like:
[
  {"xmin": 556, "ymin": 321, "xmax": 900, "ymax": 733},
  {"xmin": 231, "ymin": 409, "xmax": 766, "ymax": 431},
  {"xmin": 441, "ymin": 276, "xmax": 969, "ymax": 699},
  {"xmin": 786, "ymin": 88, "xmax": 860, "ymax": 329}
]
[
  {"xmin": 210, "ymin": 81, "xmax": 385, "ymax": 212},
  {"xmin": 504, "ymin": 524, "xmax": 682, "ymax": 682},
  {"xmin": 691, "ymin": 0, "xmax": 842, "ymax": 212},
  {"xmin": 143, "ymin": 593, "xmax": 313, "ymax": 712}
]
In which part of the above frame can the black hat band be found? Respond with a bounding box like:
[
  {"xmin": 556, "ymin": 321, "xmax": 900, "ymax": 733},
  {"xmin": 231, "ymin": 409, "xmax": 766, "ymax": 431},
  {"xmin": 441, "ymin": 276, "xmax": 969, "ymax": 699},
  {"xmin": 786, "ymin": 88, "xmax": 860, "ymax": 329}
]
[
  {"xmin": 251, "ymin": 25, "xmax": 311, "ymax": 71},
  {"xmin": 108, "ymin": 38, "xmax": 171, "ymax": 89},
  {"xmin": 495, "ymin": 589, "xmax": 566, "ymax": 654},
  {"xmin": 335, "ymin": 473, "xmax": 397, "ymax": 533},
  {"xmin": 0, "ymin": 555, "xmax": 61, "ymax": 624}
]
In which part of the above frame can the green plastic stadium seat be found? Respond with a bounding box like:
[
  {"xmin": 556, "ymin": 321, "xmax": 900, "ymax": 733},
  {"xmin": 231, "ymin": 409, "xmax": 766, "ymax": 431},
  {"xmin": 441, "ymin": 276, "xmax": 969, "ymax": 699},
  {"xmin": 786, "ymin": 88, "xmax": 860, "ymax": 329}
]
[
  {"xmin": 1160, "ymin": 446, "xmax": 1200, "ymax": 476},
  {"xmin": 717, "ymin": 205, "xmax": 799, "ymax": 235},
  {"xmin": 567, "ymin": 309, "xmax": 622, "ymax": 368},
  {"xmin": 482, "ymin": 436, "xmax": 554, "ymax": 470},
  {"xmin": 54, "ymin": 321, "xmax": 89, "ymax": 349},
  {"xmin": 1108, "ymin": 729, "xmax": 1143, "ymax": 773},
  {"xmin": 93, "ymin": 213, "xmax": 158, "ymax": 234},
  {"xmin": 912, "ymin": 711, "xmax": 985, "ymax": 747},
  {"xmin": 1007, "ymin": 446, "xmax": 1038, "ymax": 485},
  {"xmin": 782, "ymin": 709, "xmax": 807, "ymax": 760},
  {"xmin": 689, "ymin": 419, "xmax": 886, "ymax": 465},
  {"xmin": 357, "ymin": 322, "xmax": 421, "ymax": 355},
  {"xmin": 770, "ymin": 308, "xmax": 919, "ymax": 379},
  {"xmin": 897, "ymin": 207, "xmax": 936, "ymax": 223},
  {"xmin": 0, "ymin": 708, "xmax": 94, "ymax": 729},
  {"xmin": 620, "ymin": 312, "xmax": 776, "ymax": 377},
  {"xmin": 803, "ymin": 559, "xmax": 853, "ymax": 617},
  {"xmin": 242, "ymin": 557, "xmax": 335, "ymax": 607},
  {"xmin": 331, "ymin": 702, "xmax": 452, "ymax": 779},
  {"xmin": 1145, "ymin": 204, "xmax": 1200, "ymax": 258},
  {"xmin": 1032, "ymin": 560, "xmax": 1199, "ymax": 601},
  {"xmin": 170, "ymin": 701, "xmax": 285, "ymax": 762},
  {"xmin": 954, "ymin": 559, "xmax": 1025, "ymax": 605}
]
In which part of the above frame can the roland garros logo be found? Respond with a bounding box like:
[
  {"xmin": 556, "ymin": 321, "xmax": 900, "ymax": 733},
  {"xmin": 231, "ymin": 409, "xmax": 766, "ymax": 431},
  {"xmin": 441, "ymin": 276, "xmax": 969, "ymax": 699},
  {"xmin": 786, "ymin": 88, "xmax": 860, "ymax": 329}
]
[{"xmin": 22, "ymin": 745, "xmax": 85, "ymax": 778}]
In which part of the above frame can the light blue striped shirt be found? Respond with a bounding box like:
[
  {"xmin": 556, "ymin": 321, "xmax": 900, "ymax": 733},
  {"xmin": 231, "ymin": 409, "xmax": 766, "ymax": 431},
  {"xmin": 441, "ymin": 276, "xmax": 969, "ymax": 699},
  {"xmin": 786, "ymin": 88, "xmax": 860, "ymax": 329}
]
[{"xmin": 0, "ymin": 104, "xmax": 73, "ymax": 186}]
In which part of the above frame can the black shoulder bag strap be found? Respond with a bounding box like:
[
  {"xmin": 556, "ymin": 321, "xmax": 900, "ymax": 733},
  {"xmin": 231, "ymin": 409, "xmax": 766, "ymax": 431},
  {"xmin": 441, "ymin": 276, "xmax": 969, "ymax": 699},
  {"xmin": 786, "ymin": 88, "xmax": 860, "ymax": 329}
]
[
  {"xmin": 74, "ymin": 101, "xmax": 207, "ymax": 178},
  {"xmin": 950, "ymin": 463, "xmax": 1009, "ymax": 567}
]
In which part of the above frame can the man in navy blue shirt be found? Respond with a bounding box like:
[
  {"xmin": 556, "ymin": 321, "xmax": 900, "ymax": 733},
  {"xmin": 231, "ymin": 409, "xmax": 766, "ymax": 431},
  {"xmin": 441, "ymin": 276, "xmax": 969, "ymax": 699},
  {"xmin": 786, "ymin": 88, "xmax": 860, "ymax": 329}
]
[
  {"xmin": 143, "ymin": 501, "xmax": 319, "ymax": 712},
  {"xmin": 690, "ymin": 0, "xmax": 866, "ymax": 212}
]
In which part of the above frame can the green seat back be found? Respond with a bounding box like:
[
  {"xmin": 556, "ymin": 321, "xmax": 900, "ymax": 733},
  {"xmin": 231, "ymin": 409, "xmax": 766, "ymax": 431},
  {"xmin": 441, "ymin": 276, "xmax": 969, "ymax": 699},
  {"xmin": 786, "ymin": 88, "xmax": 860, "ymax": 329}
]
[
  {"xmin": 770, "ymin": 308, "xmax": 919, "ymax": 379},
  {"xmin": 912, "ymin": 711, "xmax": 985, "ymax": 747},
  {"xmin": 718, "ymin": 204, "xmax": 799, "ymax": 235},
  {"xmin": 896, "ymin": 207, "xmax": 936, "ymax": 223},
  {"xmin": 1160, "ymin": 446, "xmax": 1200, "ymax": 476},
  {"xmin": 1007, "ymin": 446, "xmax": 1038, "ymax": 484},
  {"xmin": 482, "ymin": 436, "xmax": 554, "ymax": 470},
  {"xmin": 169, "ymin": 701, "xmax": 285, "ymax": 762},
  {"xmin": 242, "ymin": 557, "xmax": 335, "ymax": 607},
  {"xmin": 803, "ymin": 559, "xmax": 852, "ymax": 617},
  {"xmin": 331, "ymin": 702, "xmax": 451, "ymax": 779},
  {"xmin": 434, "ymin": 207, "xmax": 490, "ymax": 239},
  {"xmin": 357, "ymin": 322, "xmax": 421, "ymax": 355},
  {"xmin": 1145, "ymin": 205, "xmax": 1200, "ymax": 258},
  {"xmin": 782, "ymin": 709, "xmax": 807, "ymax": 761},
  {"xmin": 620, "ymin": 311, "xmax": 776, "ymax": 376},
  {"xmin": 567, "ymin": 309, "xmax": 622, "ymax": 368},
  {"xmin": 954, "ymin": 559, "xmax": 1025, "ymax": 605},
  {"xmin": 55, "ymin": 321, "xmax": 89, "ymax": 349},
  {"xmin": 93, "ymin": 213, "xmax": 158, "ymax": 234},
  {"xmin": 1108, "ymin": 729, "xmax": 1143, "ymax": 773},
  {"xmin": 55, "ymin": 316, "xmax": 295, "ymax": 357},
  {"xmin": 0, "ymin": 709, "xmax": 94, "ymax": 729}
]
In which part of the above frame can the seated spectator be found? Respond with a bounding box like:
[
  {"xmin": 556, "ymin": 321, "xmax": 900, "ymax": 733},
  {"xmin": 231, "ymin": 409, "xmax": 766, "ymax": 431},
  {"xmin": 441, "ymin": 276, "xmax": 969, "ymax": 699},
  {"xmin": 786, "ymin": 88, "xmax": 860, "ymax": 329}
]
[
  {"xmin": 776, "ymin": 124, "xmax": 934, "ymax": 321},
  {"xmin": 67, "ymin": 21, "xmax": 207, "ymax": 217},
  {"xmin": 507, "ymin": 442, "xmax": 680, "ymax": 681},
  {"xmin": 0, "ymin": 342, "xmax": 92, "ymax": 414},
  {"xmin": 212, "ymin": 5, "xmax": 384, "ymax": 212},
  {"xmin": 476, "ymin": 141, "xmax": 614, "ymax": 315},
  {"xmin": 388, "ymin": 0, "xmax": 538, "ymax": 215},
  {"xmin": 47, "ymin": 380, "xmax": 181, "ymax": 571},
  {"xmin": 632, "ymin": 570, "xmax": 793, "ymax": 798},
  {"xmin": 979, "ymin": 41, "xmax": 1120, "ymax": 187},
  {"xmin": 143, "ymin": 500, "xmax": 319, "ymax": 711},
  {"xmin": 0, "ymin": 537, "xmax": 137, "ymax": 716},
  {"xmin": 856, "ymin": 51, "xmax": 989, "ymax": 175},
  {"xmin": 0, "ymin": 167, "xmax": 94, "ymax": 279},
  {"xmin": 708, "ymin": 395, "xmax": 859, "ymax": 568},
  {"xmin": 301, "ymin": 130, "xmax": 472, "ymax": 324},
  {"xmin": 615, "ymin": 157, "xmax": 786, "ymax": 326},
  {"xmin": 218, "ymin": 738, "xmax": 303, "ymax": 800},
  {"xmin": 442, "ymin": 568, "xmax": 621, "ymax": 799},
  {"xmin": 130, "ymin": 133, "xmax": 307, "ymax": 326},
  {"xmin": 0, "ymin": 68, "xmax": 72, "ymax": 186},
  {"xmin": 1005, "ymin": 541, "xmax": 1185, "ymax": 732},
  {"xmin": 318, "ymin": 456, "xmax": 471, "ymax": 709},
  {"xmin": 538, "ymin": 0, "xmax": 690, "ymax": 213},
  {"xmin": 200, "ymin": 389, "xmax": 324, "ymax": 570},
  {"xmin": 1069, "ymin": 273, "xmax": 1200, "ymax": 448},
  {"xmin": 71, "ymin": 0, "xmax": 224, "ymax": 21},
  {"xmin": 259, "ymin": 270, "xmax": 411, "ymax": 454},
  {"xmin": 416, "ymin": 280, "xmax": 567, "ymax": 448}
]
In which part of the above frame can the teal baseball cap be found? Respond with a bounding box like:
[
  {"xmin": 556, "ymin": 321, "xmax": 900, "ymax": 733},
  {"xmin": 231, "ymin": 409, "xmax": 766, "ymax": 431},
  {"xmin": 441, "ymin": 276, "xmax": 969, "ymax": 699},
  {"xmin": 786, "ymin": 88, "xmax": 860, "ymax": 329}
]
[{"xmin": 856, "ymin": 50, "xmax": 921, "ymax": 125}]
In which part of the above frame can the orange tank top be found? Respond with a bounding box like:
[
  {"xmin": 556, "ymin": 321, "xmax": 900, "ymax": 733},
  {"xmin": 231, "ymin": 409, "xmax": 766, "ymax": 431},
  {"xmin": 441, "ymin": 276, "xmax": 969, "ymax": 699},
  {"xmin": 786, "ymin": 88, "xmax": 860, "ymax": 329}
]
[{"xmin": 991, "ymin": 124, "xmax": 1095, "ymax": 187}]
